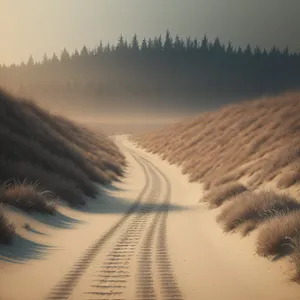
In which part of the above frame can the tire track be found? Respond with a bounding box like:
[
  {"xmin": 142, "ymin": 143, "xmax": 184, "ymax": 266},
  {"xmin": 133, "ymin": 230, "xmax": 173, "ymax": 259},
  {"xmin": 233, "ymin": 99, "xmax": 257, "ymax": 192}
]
[
  {"xmin": 45, "ymin": 151, "xmax": 151, "ymax": 300},
  {"xmin": 141, "ymin": 156, "xmax": 183, "ymax": 300},
  {"xmin": 87, "ymin": 157, "xmax": 162, "ymax": 300}
]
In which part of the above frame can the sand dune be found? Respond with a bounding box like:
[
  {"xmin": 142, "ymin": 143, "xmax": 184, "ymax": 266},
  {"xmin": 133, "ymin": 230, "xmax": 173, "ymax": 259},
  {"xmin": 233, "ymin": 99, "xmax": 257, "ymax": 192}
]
[{"xmin": 0, "ymin": 136, "xmax": 299, "ymax": 299}]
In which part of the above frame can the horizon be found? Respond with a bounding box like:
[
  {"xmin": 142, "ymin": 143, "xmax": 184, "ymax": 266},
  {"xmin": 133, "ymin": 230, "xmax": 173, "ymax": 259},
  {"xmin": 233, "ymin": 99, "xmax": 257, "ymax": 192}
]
[
  {"xmin": 1, "ymin": 0, "xmax": 300, "ymax": 65},
  {"xmin": 2, "ymin": 31, "xmax": 299, "ymax": 67}
]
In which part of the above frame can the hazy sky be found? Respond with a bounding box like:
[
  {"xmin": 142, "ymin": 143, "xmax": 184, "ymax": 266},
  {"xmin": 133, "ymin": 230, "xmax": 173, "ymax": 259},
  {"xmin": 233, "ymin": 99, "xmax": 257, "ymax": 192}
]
[{"xmin": 1, "ymin": 0, "xmax": 299, "ymax": 64}]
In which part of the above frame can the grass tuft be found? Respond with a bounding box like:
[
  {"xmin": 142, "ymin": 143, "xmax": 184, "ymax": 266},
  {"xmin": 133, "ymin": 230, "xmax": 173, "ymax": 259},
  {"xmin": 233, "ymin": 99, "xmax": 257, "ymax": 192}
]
[
  {"xmin": 0, "ymin": 180, "xmax": 57, "ymax": 214},
  {"xmin": 0, "ymin": 204, "xmax": 15, "ymax": 244},
  {"xmin": 204, "ymin": 182, "xmax": 247, "ymax": 207},
  {"xmin": 217, "ymin": 191, "xmax": 300, "ymax": 232}
]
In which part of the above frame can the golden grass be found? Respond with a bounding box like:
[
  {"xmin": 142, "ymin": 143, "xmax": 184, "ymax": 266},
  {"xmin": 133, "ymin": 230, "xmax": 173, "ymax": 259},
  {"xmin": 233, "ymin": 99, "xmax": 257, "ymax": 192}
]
[
  {"xmin": 135, "ymin": 91, "xmax": 300, "ymax": 282},
  {"xmin": 0, "ymin": 181, "xmax": 56, "ymax": 214},
  {"xmin": 256, "ymin": 210, "xmax": 300, "ymax": 257},
  {"xmin": 203, "ymin": 182, "xmax": 247, "ymax": 207},
  {"xmin": 217, "ymin": 191, "xmax": 300, "ymax": 232},
  {"xmin": 290, "ymin": 236, "xmax": 300, "ymax": 281},
  {"xmin": 0, "ymin": 88, "xmax": 125, "ymax": 205},
  {"xmin": 0, "ymin": 160, "xmax": 84, "ymax": 205},
  {"xmin": 135, "ymin": 91, "xmax": 300, "ymax": 190},
  {"xmin": 0, "ymin": 88, "xmax": 125, "ymax": 243}
]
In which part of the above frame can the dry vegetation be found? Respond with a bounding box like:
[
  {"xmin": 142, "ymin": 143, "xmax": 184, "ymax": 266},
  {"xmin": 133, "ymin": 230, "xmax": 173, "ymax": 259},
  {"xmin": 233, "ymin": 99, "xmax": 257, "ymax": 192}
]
[
  {"xmin": 135, "ymin": 91, "xmax": 300, "ymax": 281},
  {"xmin": 0, "ymin": 88, "xmax": 125, "ymax": 244},
  {"xmin": 135, "ymin": 91, "xmax": 300, "ymax": 190},
  {"xmin": 203, "ymin": 182, "xmax": 247, "ymax": 207},
  {"xmin": 0, "ymin": 204, "xmax": 15, "ymax": 244}
]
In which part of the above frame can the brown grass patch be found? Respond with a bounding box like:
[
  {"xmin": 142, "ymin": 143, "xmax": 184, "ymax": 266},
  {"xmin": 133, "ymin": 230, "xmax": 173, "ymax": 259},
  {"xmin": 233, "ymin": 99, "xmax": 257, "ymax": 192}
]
[
  {"xmin": 256, "ymin": 211, "xmax": 300, "ymax": 257},
  {"xmin": 289, "ymin": 236, "xmax": 300, "ymax": 282},
  {"xmin": 204, "ymin": 182, "xmax": 247, "ymax": 207},
  {"xmin": 277, "ymin": 167, "xmax": 300, "ymax": 189},
  {"xmin": 0, "ymin": 88, "xmax": 125, "ymax": 206},
  {"xmin": 0, "ymin": 204, "xmax": 15, "ymax": 244},
  {"xmin": 135, "ymin": 92, "xmax": 300, "ymax": 190},
  {"xmin": 0, "ymin": 181, "xmax": 56, "ymax": 214},
  {"xmin": 217, "ymin": 191, "xmax": 300, "ymax": 232}
]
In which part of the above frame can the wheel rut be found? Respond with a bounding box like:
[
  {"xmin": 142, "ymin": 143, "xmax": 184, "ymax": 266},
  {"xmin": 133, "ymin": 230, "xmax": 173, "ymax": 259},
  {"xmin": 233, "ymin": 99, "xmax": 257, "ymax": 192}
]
[
  {"xmin": 45, "ymin": 145, "xmax": 183, "ymax": 300},
  {"xmin": 86, "ymin": 157, "xmax": 162, "ymax": 300},
  {"xmin": 45, "ymin": 151, "xmax": 151, "ymax": 300},
  {"xmin": 141, "ymin": 157, "xmax": 183, "ymax": 300}
]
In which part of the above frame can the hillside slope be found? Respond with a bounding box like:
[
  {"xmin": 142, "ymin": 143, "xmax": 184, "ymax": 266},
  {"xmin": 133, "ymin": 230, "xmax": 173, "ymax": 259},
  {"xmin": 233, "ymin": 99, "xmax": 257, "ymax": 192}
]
[
  {"xmin": 0, "ymin": 88, "xmax": 125, "ymax": 243},
  {"xmin": 136, "ymin": 91, "xmax": 300, "ymax": 191},
  {"xmin": 134, "ymin": 91, "xmax": 300, "ymax": 281}
]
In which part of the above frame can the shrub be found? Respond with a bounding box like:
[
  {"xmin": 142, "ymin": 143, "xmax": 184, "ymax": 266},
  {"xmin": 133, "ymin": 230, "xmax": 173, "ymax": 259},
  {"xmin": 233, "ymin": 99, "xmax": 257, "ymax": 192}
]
[
  {"xmin": 0, "ymin": 204, "xmax": 15, "ymax": 244},
  {"xmin": 204, "ymin": 182, "xmax": 247, "ymax": 207},
  {"xmin": 217, "ymin": 191, "xmax": 300, "ymax": 232},
  {"xmin": 0, "ymin": 181, "xmax": 56, "ymax": 214},
  {"xmin": 256, "ymin": 211, "xmax": 300, "ymax": 257}
]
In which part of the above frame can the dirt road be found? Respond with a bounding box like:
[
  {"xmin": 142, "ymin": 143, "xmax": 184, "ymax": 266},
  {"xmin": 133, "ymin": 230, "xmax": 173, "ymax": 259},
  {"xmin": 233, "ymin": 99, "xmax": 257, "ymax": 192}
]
[{"xmin": 0, "ymin": 135, "xmax": 300, "ymax": 300}]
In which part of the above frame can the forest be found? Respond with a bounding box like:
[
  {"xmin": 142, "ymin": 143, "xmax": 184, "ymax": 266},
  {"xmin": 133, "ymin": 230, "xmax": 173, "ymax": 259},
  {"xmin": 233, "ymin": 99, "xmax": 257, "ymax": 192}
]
[{"xmin": 1, "ymin": 31, "xmax": 300, "ymax": 111}]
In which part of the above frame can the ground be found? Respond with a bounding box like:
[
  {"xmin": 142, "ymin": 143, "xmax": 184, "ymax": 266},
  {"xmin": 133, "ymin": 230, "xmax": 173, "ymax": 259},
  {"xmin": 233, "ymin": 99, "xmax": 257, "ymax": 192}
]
[{"xmin": 0, "ymin": 135, "xmax": 299, "ymax": 300}]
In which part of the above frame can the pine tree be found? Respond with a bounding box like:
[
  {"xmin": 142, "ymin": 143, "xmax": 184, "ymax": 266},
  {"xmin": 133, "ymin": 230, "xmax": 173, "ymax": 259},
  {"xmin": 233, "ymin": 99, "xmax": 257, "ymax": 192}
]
[
  {"xmin": 27, "ymin": 55, "xmax": 34, "ymax": 66},
  {"xmin": 141, "ymin": 38, "xmax": 148, "ymax": 52},
  {"xmin": 72, "ymin": 49, "xmax": 80, "ymax": 60},
  {"xmin": 153, "ymin": 35, "xmax": 163, "ymax": 52},
  {"xmin": 117, "ymin": 35, "xmax": 125, "ymax": 51},
  {"xmin": 51, "ymin": 53, "xmax": 59, "ymax": 64},
  {"xmin": 163, "ymin": 30, "xmax": 173, "ymax": 51},
  {"xmin": 254, "ymin": 46, "xmax": 262, "ymax": 57},
  {"xmin": 244, "ymin": 44, "xmax": 252, "ymax": 57},
  {"xmin": 96, "ymin": 41, "xmax": 104, "ymax": 54},
  {"xmin": 211, "ymin": 37, "xmax": 223, "ymax": 55},
  {"xmin": 131, "ymin": 34, "xmax": 139, "ymax": 52},
  {"xmin": 283, "ymin": 46, "xmax": 289, "ymax": 57},
  {"xmin": 186, "ymin": 36, "xmax": 192, "ymax": 50},
  {"xmin": 226, "ymin": 42, "xmax": 234, "ymax": 55},
  {"xmin": 147, "ymin": 38, "xmax": 154, "ymax": 51},
  {"xmin": 61, "ymin": 48, "xmax": 70, "ymax": 62},
  {"xmin": 104, "ymin": 42, "xmax": 111, "ymax": 53},
  {"xmin": 200, "ymin": 35, "xmax": 209, "ymax": 53},
  {"xmin": 80, "ymin": 45, "xmax": 89, "ymax": 57},
  {"xmin": 192, "ymin": 38, "xmax": 198, "ymax": 50},
  {"xmin": 42, "ymin": 53, "xmax": 49, "ymax": 65}
]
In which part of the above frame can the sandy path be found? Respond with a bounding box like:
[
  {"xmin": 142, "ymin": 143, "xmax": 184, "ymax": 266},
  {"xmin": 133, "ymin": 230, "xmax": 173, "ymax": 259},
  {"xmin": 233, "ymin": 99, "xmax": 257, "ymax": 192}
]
[{"xmin": 1, "ymin": 135, "xmax": 300, "ymax": 300}]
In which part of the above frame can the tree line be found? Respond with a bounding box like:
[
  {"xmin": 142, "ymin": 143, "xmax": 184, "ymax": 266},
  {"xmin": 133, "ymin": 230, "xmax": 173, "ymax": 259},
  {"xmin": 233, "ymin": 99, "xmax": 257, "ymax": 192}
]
[{"xmin": 1, "ymin": 31, "xmax": 300, "ymax": 108}]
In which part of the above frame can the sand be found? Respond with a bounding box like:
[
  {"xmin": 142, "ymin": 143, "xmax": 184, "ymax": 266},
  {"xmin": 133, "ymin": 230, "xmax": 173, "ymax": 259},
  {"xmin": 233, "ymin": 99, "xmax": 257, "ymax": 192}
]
[{"xmin": 0, "ymin": 135, "xmax": 299, "ymax": 300}]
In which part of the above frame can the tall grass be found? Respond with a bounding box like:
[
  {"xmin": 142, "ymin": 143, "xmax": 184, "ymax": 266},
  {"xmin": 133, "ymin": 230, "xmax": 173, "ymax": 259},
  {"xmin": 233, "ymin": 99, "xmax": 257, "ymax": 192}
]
[
  {"xmin": 135, "ymin": 92, "xmax": 300, "ymax": 190},
  {"xmin": 256, "ymin": 211, "xmax": 300, "ymax": 257},
  {"xmin": 0, "ymin": 204, "xmax": 15, "ymax": 244},
  {"xmin": 203, "ymin": 182, "xmax": 247, "ymax": 207},
  {"xmin": 289, "ymin": 236, "xmax": 300, "ymax": 282},
  {"xmin": 217, "ymin": 191, "xmax": 300, "ymax": 232},
  {"xmin": 0, "ymin": 180, "xmax": 56, "ymax": 214},
  {"xmin": 135, "ymin": 91, "xmax": 300, "ymax": 282},
  {"xmin": 0, "ymin": 88, "xmax": 125, "ymax": 244},
  {"xmin": 0, "ymin": 88, "xmax": 125, "ymax": 206}
]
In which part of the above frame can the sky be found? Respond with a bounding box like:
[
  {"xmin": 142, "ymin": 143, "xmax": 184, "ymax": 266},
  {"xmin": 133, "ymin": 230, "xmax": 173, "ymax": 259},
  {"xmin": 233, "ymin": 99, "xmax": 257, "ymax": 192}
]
[{"xmin": 1, "ymin": 0, "xmax": 299, "ymax": 65}]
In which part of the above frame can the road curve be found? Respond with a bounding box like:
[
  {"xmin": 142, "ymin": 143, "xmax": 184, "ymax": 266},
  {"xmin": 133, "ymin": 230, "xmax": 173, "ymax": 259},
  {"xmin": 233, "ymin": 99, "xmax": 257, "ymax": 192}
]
[{"xmin": 45, "ymin": 142, "xmax": 181, "ymax": 300}]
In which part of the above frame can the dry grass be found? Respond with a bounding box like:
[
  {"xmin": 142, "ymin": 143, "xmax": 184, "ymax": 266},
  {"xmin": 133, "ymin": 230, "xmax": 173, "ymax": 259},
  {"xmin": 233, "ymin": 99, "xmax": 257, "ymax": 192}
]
[
  {"xmin": 0, "ymin": 181, "xmax": 56, "ymax": 214},
  {"xmin": 0, "ymin": 160, "xmax": 85, "ymax": 206},
  {"xmin": 203, "ymin": 182, "xmax": 247, "ymax": 207},
  {"xmin": 289, "ymin": 236, "xmax": 300, "ymax": 282},
  {"xmin": 277, "ymin": 164, "xmax": 300, "ymax": 189},
  {"xmin": 0, "ymin": 204, "xmax": 15, "ymax": 244},
  {"xmin": 0, "ymin": 88, "xmax": 125, "ymax": 244},
  {"xmin": 135, "ymin": 91, "xmax": 300, "ymax": 282},
  {"xmin": 0, "ymin": 88, "xmax": 125, "ymax": 206},
  {"xmin": 135, "ymin": 91, "xmax": 300, "ymax": 190},
  {"xmin": 256, "ymin": 210, "xmax": 300, "ymax": 257},
  {"xmin": 217, "ymin": 191, "xmax": 300, "ymax": 232}
]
